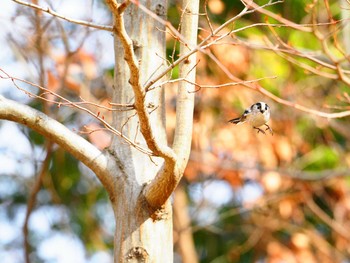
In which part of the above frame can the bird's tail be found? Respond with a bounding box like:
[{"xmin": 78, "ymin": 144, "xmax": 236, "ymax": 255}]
[{"xmin": 228, "ymin": 117, "xmax": 242, "ymax": 124}]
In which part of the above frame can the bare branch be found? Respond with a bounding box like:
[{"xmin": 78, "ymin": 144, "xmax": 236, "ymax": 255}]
[
  {"xmin": 143, "ymin": 0, "xmax": 200, "ymax": 210},
  {"xmin": 105, "ymin": 0, "xmax": 176, "ymax": 161},
  {"xmin": 59, "ymin": 98, "xmax": 134, "ymax": 111},
  {"xmin": 12, "ymin": 0, "xmax": 113, "ymax": 32},
  {"xmin": 143, "ymin": 0, "xmax": 283, "ymax": 91},
  {"xmin": 0, "ymin": 95, "xmax": 115, "ymax": 194},
  {"xmin": 203, "ymin": 46, "xmax": 350, "ymax": 119},
  {"xmin": 118, "ymin": 0, "xmax": 131, "ymax": 14},
  {"xmin": 204, "ymin": 0, "xmax": 214, "ymax": 35},
  {"xmin": 265, "ymin": 22, "xmax": 350, "ymax": 75},
  {"xmin": 162, "ymin": 2, "xmax": 350, "ymax": 118},
  {"xmin": 219, "ymin": 34, "xmax": 349, "ymax": 79},
  {"xmin": 172, "ymin": 1, "xmax": 199, "ymax": 169},
  {"xmin": 241, "ymin": 0, "xmax": 312, "ymax": 32},
  {"xmin": 0, "ymin": 68, "xmax": 152, "ymax": 155},
  {"xmin": 151, "ymin": 76, "xmax": 277, "ymax": 93}
]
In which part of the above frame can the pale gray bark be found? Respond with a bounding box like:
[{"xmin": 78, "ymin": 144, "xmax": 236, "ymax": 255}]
[
  {"xmin": 105, "ymin": 0, "xmax": 199, "ymax": 261},
  {"xmin": 143, "ymin": 0, "xmax": 199, "ymax": 212},
  {"xmin": 106, "ymin": 0, "xmax": 175, "ymax": 262},
  {"xmin": 2, "ymin": 0, "xmax": 200, "ymax": 262},
  {"xmin": 172, "ymin": 0, "xmax": 199, "ymax": 170}
]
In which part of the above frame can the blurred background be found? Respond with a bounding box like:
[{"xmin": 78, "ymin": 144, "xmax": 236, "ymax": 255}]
[{"xmin": 1, "ymin": 0, "xmax": 350, "ymax": 262}]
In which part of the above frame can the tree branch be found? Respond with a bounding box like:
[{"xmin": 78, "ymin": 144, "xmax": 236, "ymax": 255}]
[
  {"xmin": 241, "ymin": 0, "xmax": 312, "ymax": 32},
  {"xmin": 143, "ymin": 0, "xmax": 282, "ymax": 90},
  {"xmin": 12, "ymin": 0, "xmax": 113, "ymax": 32},
  {"xmin": 0, "ymin": 95, "xmax": 115, "ymax": 194},
  {"xmin": 136, "ymin": 0, "xmax": 350, "ymax": 119},
  {"xmin": 0, "ymin": 68, "xmax": 152, "ymax": 155},
  {"xmin": 142, "ymin": 0, "xmax": 200, "ymax": 210},
  {"xmin": 105, "ymin": 0, "xmax": 176, "ymax": 162},
  {"xmin": 172, "ymin": 0, "xmax": 199, "ymax": 171},
  {"xmin": 204, "ymin": 48, "xmax": 350, "ymax": 119}
]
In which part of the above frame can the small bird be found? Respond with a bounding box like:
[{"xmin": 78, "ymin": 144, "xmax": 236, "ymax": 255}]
[{"xmin": 228, "ymin": 102, "xmax": 273, "ymax": 135}]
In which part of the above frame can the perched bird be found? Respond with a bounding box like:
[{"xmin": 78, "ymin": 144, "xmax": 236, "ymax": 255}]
[{"xmin": 228, "ymin": 102, "xmax": 273, "ymax": 135}]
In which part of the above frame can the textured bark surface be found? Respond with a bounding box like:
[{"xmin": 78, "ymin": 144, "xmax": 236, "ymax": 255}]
[
  {"xmin": 2, "ymin": 0, "xmax": 199, "ymax": 261},
  {"xmin": 142, "ymin": 0, "xmax": 199, "ymax": 213},
  {"xmin": 108, "ymin": 1, "xmax": 174, "ymax": 262}
]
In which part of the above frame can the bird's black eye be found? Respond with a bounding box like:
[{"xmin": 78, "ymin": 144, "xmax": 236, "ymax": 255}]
[{"xmin": 256, "ymin": 103, "xmax": 261, "ymax": 109}]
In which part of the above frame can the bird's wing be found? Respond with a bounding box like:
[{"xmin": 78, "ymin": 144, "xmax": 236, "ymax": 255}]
[{"xmin": 228, "ymin": 117, "xmax": 242, "ymax": 124}]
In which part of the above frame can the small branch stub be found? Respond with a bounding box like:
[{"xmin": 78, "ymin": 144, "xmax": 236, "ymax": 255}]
[
  {"xmin": 155, "ymin": 4, "xmax": 166, "ymax": 17},
  {"xmin": 126, "ymin": 247, "xmax": 149, "ymax": 262}
]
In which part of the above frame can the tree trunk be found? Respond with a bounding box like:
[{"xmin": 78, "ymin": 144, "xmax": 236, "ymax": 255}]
[
  {"xmin": 2, "ymin": 0, "xmax": 199, "ymax": 261},
  {"xmin": 108, "ymin": 1, "xmax": 173, "ymax": 262}
]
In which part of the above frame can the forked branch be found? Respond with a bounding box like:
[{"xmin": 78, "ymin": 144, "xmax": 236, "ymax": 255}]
[
  {"xmin": 143, "ymin": 0, "xmax": 200, "ymax": 210},
  {"xmin": 105, "ymin": 0, "xmax": 176, "ymax": 163}
]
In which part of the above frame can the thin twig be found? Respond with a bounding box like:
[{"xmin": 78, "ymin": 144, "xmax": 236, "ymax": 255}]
[
  {"xmin": 0, "ymin": 68, "xmax": 152, "ymax": 155},
  {"xmin": 202, "ymin": 45, "xmax": 350, "ymax": 119},
  {"xmin": 12, "ymin": 0, "xmax": 113, "ymax": 32},
  {"xmin": 120, "ymin": 111, "xmax": 138, "ymax": 138},
  {"xmin": 58, "ymin": 98, "xmax": 134, "ymax": 111},
  {"xmin": 143, "ymin": 0, "xmax": 283, "ymax": 90},
  {"xmin": 151, "ymin": 76, "xmax": 277, "ymax": 93},
  {"xmin": 204, "ymin": 0, "xmax": 214, "ymax": 35},
  {"xmin": 241, "ymin": 0, "xmax": 312, "ymax": 32}
]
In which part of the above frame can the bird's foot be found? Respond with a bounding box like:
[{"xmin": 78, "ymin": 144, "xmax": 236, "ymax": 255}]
[
  {"xmin": 254, "ymin": 127, "xmax": 266, "ymax": 135},
  {"xmin": 264, "ymin": 124, "xmax": 273, "ymax": 135}
]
